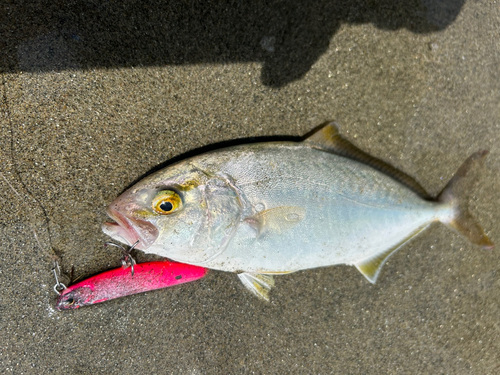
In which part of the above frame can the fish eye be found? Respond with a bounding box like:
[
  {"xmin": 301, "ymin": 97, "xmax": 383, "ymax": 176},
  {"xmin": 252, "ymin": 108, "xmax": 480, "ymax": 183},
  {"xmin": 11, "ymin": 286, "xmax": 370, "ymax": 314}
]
[
  {"xmin": 66, "ymin": 297, "xmax": 75, "ymax": 305},
  {"xmin": 152, "ymin": 190, "xmax": 182, "ymax": 215}
]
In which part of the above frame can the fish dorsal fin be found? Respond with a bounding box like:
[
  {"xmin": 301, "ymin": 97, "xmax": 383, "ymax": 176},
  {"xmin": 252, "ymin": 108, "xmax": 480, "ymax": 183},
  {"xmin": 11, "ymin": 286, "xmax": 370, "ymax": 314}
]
[
  {"xmin": 304, "ymin": 122, "xmax": 431, "ymax": 199},
  {"xmin": 244, "ymin": 206, "xmax": 305, "ymax": 236},
  {"xmin": 238, "ymin": 273, "xmax": 275, "ymax": 301},
  {"xmin": 354, "ymin": 224, "xmax": 430, "ymax": 283}
]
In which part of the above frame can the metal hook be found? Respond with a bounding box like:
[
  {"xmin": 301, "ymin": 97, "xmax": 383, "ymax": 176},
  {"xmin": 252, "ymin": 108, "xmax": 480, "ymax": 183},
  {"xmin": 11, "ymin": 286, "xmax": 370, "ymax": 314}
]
[
  {"xmin": 52, "ymin": 261, "xmax": 67, "ymax": 295},
  {"xmin": 104, "ymin": 241, "xmax": 139, "ymax": 276}
]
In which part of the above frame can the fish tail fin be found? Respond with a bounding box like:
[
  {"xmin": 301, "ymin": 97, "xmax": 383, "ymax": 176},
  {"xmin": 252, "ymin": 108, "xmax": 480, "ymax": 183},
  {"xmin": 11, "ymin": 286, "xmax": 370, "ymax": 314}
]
[{"xmin": 437, "ymin": 150, "xmax": 494, "ymax": 249}]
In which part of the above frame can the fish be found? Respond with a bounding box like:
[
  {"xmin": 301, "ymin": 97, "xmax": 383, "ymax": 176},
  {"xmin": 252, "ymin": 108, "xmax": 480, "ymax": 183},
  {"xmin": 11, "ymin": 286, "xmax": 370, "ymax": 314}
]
[
  {"xmin": 102, "ymin": 122, "xmax": 493, "ymax": 300},
  {"xmin": 55, "ymin": 261, "xmax": 208, "ymax": 310}
]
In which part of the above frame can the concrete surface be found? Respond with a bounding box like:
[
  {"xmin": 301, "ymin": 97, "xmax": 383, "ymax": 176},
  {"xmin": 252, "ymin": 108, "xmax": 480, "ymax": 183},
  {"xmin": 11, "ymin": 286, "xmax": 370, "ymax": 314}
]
[{"xmin": 1, "ymin": 0, "xmax": 499, "ymax": 373}]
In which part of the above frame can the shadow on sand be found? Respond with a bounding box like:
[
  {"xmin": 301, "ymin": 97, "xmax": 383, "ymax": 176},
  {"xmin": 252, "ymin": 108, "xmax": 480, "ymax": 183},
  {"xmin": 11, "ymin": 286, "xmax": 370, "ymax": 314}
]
[{"xmin": 2, "ymin": 0, "xmax": 464, "ymax": 87}]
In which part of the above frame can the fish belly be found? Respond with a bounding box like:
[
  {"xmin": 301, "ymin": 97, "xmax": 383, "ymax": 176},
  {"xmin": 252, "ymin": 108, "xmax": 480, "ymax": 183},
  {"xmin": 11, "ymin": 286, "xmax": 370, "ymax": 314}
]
[{"xmin": 197, "ymin": 144, "xmax": 443, "ymax": 273}]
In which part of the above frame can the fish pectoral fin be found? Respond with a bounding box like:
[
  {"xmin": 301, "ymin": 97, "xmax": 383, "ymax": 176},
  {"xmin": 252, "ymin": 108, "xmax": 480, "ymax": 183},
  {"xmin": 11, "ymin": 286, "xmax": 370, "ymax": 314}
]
[
  {"xmin": 237, "ymin": 273, "xmax": 275, "ymax": 301},
  {"xmin": 304, "ymin": 122, "xmax": 431, "ymax": 199},
  {"xmin": 244, "ymin": 206, "xmax": 305, "ymax": 237},
  {"xmin": 354, "ymin": 224, "xmax": 430, "ymax": 283}
]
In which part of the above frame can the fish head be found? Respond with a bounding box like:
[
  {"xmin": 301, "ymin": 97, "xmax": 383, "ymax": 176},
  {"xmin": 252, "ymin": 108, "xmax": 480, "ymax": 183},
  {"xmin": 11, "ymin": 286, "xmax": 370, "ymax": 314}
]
[
  {"xmin": 102, "ymin": 160, "xmax": 243, "ymax": 263},
  {"xmin": 55, "ymin": 287, "xmax": 95, "ymax": 310}
]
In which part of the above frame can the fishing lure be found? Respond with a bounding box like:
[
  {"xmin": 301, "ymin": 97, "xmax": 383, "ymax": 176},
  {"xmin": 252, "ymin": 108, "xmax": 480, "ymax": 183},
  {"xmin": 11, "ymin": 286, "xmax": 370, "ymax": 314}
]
[{"xmin": 55, "ymin": 260, "xmax": 207, "ymax": 310}]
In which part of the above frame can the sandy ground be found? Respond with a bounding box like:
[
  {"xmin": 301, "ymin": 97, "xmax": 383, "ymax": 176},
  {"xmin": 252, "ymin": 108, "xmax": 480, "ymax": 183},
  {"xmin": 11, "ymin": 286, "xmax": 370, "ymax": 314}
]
[{"xmin": 1, "ymin": 0, "xmax": 499, "ymax": 373}]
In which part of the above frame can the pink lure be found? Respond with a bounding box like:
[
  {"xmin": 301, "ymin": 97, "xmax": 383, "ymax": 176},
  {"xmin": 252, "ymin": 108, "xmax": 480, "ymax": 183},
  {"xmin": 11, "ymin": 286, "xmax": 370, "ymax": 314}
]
[{"xmin": 55, "ymin": 261, "xmax": 208, "ymax": 310}]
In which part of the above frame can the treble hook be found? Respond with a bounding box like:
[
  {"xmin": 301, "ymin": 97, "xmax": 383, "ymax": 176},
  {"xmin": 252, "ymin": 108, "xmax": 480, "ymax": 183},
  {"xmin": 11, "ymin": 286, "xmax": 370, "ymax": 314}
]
[
  {"xmin": 104, "ymin": 241, "xmax": 139, "ymax": 276},
  {"xmin": 52, "ymin": 261, "xmax": 67, "ymax": 295}
]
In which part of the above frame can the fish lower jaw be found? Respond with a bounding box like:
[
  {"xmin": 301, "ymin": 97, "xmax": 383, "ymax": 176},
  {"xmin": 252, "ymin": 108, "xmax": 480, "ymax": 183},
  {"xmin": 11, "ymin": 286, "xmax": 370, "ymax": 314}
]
[
  {"xmin": 102, "ymin": 221, "xmax": 138, "ymax": 247},
  {"xmin": 102, "ymin": 214, "xmax": 159, "ymax": 250}
]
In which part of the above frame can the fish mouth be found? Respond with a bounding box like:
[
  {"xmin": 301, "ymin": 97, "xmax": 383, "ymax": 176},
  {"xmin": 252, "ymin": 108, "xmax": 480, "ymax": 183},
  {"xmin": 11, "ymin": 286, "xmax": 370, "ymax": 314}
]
[{"xmin": 102, "ymin": 207, "xmax": 159, "ymax": 250}]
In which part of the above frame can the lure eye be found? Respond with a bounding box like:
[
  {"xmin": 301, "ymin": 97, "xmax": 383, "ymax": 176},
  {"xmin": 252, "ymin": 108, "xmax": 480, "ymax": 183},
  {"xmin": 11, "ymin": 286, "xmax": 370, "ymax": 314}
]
[
  {"xmin": 152, "ymin": 190, "xmax": 182, "ymax": 215},
  {"xmin": 66, "ymin": 298, "xmax": 75, "ymax": 305}
]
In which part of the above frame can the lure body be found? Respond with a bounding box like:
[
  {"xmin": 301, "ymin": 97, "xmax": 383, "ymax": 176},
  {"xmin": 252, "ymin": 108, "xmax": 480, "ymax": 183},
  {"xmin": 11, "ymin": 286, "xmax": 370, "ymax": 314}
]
[{"xmin": 55, "ymin": 261, "xmax": 207, "ymax": 310}]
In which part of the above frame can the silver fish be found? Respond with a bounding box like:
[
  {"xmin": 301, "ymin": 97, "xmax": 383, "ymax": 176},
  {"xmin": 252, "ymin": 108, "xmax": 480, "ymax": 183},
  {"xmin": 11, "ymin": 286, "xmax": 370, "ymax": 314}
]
[{"xmin": 102, "ymin": 123, "xmax": 493, "ymax": 300}]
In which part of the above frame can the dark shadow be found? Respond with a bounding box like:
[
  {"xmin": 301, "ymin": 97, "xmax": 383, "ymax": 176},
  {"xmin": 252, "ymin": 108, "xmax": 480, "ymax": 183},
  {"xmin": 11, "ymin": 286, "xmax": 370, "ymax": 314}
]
[{"xmin": 1, "ymin": 0, "xmax": 465, "ymax": 87}]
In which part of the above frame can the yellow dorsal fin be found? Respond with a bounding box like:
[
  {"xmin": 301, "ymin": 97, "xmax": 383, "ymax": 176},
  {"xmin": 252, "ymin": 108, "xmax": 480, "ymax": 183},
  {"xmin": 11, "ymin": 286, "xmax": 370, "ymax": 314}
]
[{"xmin": 304, "ymin": 122, "xmax": 431, "ymax": 199}]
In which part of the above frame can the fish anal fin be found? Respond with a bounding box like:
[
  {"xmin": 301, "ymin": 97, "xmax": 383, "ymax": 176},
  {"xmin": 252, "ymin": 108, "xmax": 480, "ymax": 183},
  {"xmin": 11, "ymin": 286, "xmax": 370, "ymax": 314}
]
[
  {"xmin": 260, "ymin": 270, "xmax": 294, "ymax": 275},
  {"xmin": 244, "ymin": 206, "xmax": 305, "ymax": 236},
  {"xmin": 354, "ymin": 225, "xmax": 429, "ymax": 283},
  {"xmin": 304, "ymin": 122, "xmax": 431, "ymax": 199},
  {"xmin": 238, "ymin": 273, "xmax": 275, "ymax": 301},
  {"xmin": 355, "ymin": 247, "xmax": 397, "ymax": 284}
]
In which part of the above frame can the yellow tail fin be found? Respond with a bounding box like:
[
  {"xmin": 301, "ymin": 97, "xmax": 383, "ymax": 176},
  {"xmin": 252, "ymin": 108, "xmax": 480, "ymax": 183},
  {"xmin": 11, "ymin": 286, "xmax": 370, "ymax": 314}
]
[{"xmin": 438, "ymin": 150, "xmax": 494, "ymax": 249}]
